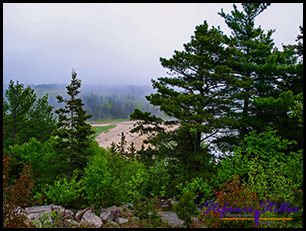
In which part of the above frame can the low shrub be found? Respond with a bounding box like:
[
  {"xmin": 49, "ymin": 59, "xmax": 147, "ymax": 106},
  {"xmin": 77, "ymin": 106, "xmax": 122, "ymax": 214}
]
[
  {"xmin": 35, "ymin": 169, "xmax": 85, "ymax": 210},
  {"xmin": 3, "ymin": 155, "xmax": 39, "ymax": 228},
  {"xmin": 247, "ymin": 155, "xmax": 297, "ymax": 204},
  {"xmin": 216, "ymin": 127, "xmax": 298, "ymax": 195}
]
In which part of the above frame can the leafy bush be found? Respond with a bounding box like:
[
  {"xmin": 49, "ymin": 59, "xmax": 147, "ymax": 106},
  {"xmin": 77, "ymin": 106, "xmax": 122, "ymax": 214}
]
[
  {"xmin": 133, "ymin": 196, "xmax": 165, "ymax": 228},
  {"xmin": 173, "ymin": 191, "xmax": 200, "ymax": 228},
  {"xmin": 84, "ymin": 146, "xmax": 150, "ymax": 207},
  {"xmin": 216, "ymin": 127, "xmax": 298, "ymax": 195},
  {"xmin": 83, "ymin": 148, "xmax": 115, "ymax": 208},
  {"xmin": 283, "ymin": 149, "xmax": 303, "ymax": 192},
  {"xmin": 125, "ymin": 156, "xmax": 172, "ymax": 204},
  {"xmin": 125, "ymin": 165, "xmax": 150, "ymax": 203},
  {"xmin": 245, "ymin": 153, "xmax": 303, "ymax": 228},
  {"xmin": 145, "ymin": 157, "xmax": 172, "ymax": 199},
  {"xmin": 3, "ymin": 155, "xmax": 38, "ymax": 228},
  {"xmin": 35, "ymin": 169, "xmax": 85, "ymax": 209},
  {"xmin": 175, "ymin": 176, "xmax": 213, "ymax": 206},
  {"xmin": 247, "ymin": 155, "xmax": 295, "ymax": 204},
  {"xmin": 8, "ymin": 137, "xmax": 63, "ymax": 198}
]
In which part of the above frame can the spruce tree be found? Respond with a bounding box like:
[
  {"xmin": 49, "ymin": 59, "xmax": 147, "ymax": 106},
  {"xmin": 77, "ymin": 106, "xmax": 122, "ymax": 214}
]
[
  {"xmin": 52, "ymin": 69, "xmax": 95, "ymax": 178},
  {"xmin": 118, "ymin": 132, "xmax": 127, "ymax": 156},
  {"xmin": 127, "ymin": 142, "xmax": 136, "ymax": 160}
]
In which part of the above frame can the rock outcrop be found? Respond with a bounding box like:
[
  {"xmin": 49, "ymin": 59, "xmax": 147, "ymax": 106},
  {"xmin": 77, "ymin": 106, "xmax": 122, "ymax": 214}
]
[
  {"xmin": 100, "ymin": 205, "xmax": 122, "ymax": 224},
  {"xmin": 20, "ymin": 199, "xmax": 207, "ymax": 228}
]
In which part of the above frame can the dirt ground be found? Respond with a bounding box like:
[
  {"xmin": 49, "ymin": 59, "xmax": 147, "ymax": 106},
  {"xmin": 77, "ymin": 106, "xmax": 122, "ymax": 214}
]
[{"xmin": 92, "ymin": 121, "xmax": 179, "ymax": 151}]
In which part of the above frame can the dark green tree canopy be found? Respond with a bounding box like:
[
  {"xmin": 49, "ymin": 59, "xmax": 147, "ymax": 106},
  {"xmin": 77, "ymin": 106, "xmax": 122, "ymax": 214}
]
[
  {"xmin": 217, "ymin": 3, "xmax": 302, "ymax": 149},
  {"xmin": 3, "ymin": 80, "xmax": 56, "ymax": 149},
  {"xmin": 131, "ymin": 21, "xmax": 238, "ymax": 180},
  {"xmin": 131, "ymin": 3, "xmax": 302, "ymax": 187},
  {"xmin": 217, "ymin": 3, "xmax": 303, "ymax": 184}
]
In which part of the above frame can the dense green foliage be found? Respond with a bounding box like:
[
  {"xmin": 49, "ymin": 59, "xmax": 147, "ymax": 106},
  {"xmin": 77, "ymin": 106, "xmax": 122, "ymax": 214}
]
[
  {"xmin": 216, "ymin": 127, "xmax": 300, "ymax": 191},
  {"xmin": 3, "ymin": 3, "xmax": 303, "ymax": 228},
  {"xmin": 33, "ymin": 142, "xmax": 173, "ymax": 210},
  {"xmin": 3, "ymin": 80, "xmax": 56, "ymax": 150},
  {"xmin": 8, "ymin": 137, "xmax": 62, "ymax": 197},
  {"xmin": 218, "ymin": 3, "xmax": 303, "ymax": 154}
]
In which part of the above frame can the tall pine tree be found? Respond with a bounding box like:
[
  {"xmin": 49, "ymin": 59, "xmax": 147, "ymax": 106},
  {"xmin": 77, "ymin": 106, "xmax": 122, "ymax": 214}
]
[
  {"xmin": 52, "ymin": 69, "xmax": 95, "ymax": 178},
  {"xmin": 219, "ymin": 3, "xmax": 303, "ymax": 186},
  {"xmin": 218, "ymin": 3, "xmax": 277, "ymax": 142},
  {"xmin": 130, "ymin": 21, "xmax": 239, "ymax": 203},
  {"xmin": 252, "ymin": 23, "xmax": 303, "ymax": 153}
]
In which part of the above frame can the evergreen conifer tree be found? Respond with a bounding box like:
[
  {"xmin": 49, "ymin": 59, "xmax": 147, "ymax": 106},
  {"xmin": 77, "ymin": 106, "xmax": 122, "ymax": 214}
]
[
  {"xmin": 218, "ymin": 4, "xmax": 303, "ymax": 186},
  {"xmin": 52, "ymin": 69, "xmax": 95, "ymax": 178},
  {"xmin": 130, "ymin": 21, "xmax": 238, "ymax": 204},
  {"xmin": 218, "ymin": 3, "xmax": 276, "ymax": 142},
  {"xmin": 3, "ymin": 80, "xmax": 56, "ymax": 149},
  {"xmin": 127, "ymin": 142, "xmax": 136, "ymax": 160},
  {"xmin": 219, "ymin": 3, "xmax": 303, "ymax": 153},
  {"xmin": 118, "ymin": 132, "xmax": 127, "ymax": 156}
]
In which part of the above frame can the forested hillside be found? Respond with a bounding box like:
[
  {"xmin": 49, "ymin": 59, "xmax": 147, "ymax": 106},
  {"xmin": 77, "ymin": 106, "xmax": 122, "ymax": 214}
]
[{"xmin": 3, "ymin": 83, "xmax": 166, "ymax": 121}]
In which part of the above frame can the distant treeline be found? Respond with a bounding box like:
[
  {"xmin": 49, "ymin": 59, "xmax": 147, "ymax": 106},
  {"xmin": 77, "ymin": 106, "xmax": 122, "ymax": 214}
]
[
  {"xmin": 3, "ymin": 83, "xmax": 165, "ymax": 121},
  {"xmin": 81, "ymin": 92, "xmax": 165, "ymax": 121}
]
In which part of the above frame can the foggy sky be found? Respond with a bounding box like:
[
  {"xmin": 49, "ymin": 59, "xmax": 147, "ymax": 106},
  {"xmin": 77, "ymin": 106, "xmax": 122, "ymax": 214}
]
[{"xmin": 3, "ymin": 3, "xmax": 303, "ymax": 86}]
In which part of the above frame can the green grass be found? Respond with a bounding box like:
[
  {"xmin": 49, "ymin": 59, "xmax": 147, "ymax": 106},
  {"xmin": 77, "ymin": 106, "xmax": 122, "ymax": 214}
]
[{"xmin": 91, "ymin": 125, "xmax": 116, "ymax": 134}]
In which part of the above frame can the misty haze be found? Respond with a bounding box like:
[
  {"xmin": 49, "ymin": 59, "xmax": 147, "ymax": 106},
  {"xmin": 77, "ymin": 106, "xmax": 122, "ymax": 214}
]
[{"xmin": 3, "ymin": 3, "xmax": 302, "ymax": 228}]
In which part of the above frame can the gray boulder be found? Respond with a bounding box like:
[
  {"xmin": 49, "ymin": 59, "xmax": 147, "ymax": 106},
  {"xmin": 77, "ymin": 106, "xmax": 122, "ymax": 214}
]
[
  {"xmin": 157, "ymin": 211, "xmax": 184, "ymax": 228},
  {"xmin": 22, "ymin": 205, "xmax": 74, "ymax": 228},
  {"xmin": 116, "ymin": 217, "xmax": 129, "ymax": 224},
  {"xmin": 75, "ymin": 206, "xmax": 92, "ymax": 221},
  {"xmin": 81, "ymin": 210, "xmax": 103, "ymax": 228}
]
